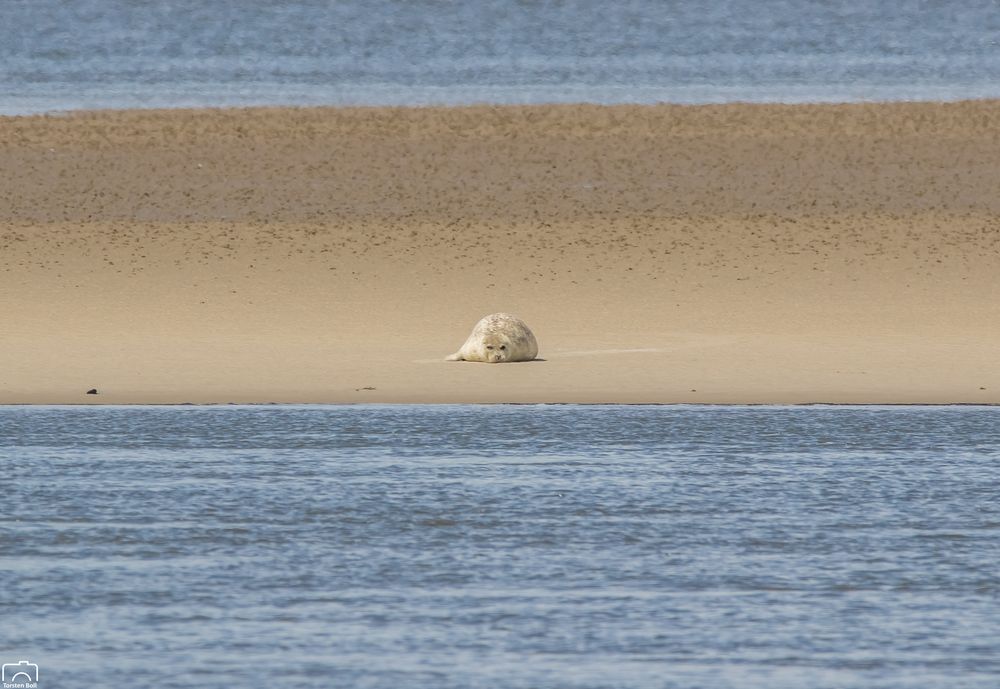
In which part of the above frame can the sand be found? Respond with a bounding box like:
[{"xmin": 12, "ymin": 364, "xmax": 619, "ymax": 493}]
[{"xmin": 2, "ymin": 102, "xmax": 999, "ymax": 404}]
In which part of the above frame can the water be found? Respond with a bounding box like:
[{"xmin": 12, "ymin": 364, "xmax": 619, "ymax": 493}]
[
  {"xmin": 2, "ymin": 405, "xmax": 999, "ymax": 688},
  {"xmin": 1, "ymin": 0, "xmax": 1000, "ymax": 114}
]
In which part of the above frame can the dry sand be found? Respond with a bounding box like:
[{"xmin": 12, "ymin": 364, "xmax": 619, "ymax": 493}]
[{"xmin": 2, "ymin": 102, "xmax": 999, "ymax": 404}]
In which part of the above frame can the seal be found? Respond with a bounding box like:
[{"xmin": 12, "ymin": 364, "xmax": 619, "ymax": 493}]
[{"xmin": 446, "ymin": 313, "xmax": 539, "ymax": 363}]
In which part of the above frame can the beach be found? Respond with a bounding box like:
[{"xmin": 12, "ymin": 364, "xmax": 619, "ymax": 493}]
[{"xmin": 2, "ymin": 101, "xmax": 998, "ymax": 404}]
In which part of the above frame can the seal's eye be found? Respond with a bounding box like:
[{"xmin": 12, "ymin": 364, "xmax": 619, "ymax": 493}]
[
  {"xmin": 500, "ymin": 345, "xmax": 506, "ymax": 350},
  {"xmin": 486, "ymin": 345, "xmax": 493, "ymax": 350}
]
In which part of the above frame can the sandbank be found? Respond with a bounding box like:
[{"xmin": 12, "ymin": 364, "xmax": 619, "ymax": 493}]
[{"xmin": 1, "ymin": 102, "xmax": 998, "ymax": 404}]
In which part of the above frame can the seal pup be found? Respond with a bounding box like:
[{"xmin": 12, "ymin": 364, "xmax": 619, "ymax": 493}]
[{"xmin": 446, "ymin": 313, "xmax": 538, "ymax": 363}]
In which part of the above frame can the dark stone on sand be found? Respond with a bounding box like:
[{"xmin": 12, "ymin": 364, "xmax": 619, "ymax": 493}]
[{"xmin": 86, "ymin": 388, "xmax": 98, "ymax": 395}]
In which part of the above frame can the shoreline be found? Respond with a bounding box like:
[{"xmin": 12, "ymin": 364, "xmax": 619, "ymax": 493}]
[
  {"xmin": 5, "ymin": 91, "xmax": 1000, "ymax": 119},
  {"xmin": 3, "ymin": 402, "xmax": 999, "ymax": 408},
  {"xmin": 3, "ymin": 101, "xmax": 999, "ymax": 405}
]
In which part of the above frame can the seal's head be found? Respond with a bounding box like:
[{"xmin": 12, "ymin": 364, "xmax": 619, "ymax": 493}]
[{"xmin": 481, "ymin": 336, "xmax": 511, "ymax": 363}]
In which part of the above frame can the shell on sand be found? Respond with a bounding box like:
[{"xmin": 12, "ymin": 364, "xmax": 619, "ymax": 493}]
[{"xmin": 446, "ymin": 313, "xmax": 538, "ymax": 363}]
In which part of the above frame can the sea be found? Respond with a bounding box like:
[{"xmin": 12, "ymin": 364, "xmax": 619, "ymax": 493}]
[
  {"xmin": 2, "ymin": 405, "xmax": 999, "ymax": 688},
  {"xmin": 1, "ymin": 0, "xmax": 1000, "ymax": 114},
  {"xmin": 4, "ymin": 3, "xmax": 1000, "ymax": 687}
]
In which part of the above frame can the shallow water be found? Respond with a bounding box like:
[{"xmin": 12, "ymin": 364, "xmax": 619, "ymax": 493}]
[
  {"xmin": 2, "ymin": 405, "xmax": 999, "ymax": 688},
  {"xmin": 2, "ymin": 0, "xmax": 1000, "ymax": 113}
]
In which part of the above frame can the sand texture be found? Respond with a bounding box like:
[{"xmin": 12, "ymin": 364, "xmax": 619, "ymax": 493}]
[{"xmin": 2, "ymin": 102, "xmax": 999, "ymax": 404}]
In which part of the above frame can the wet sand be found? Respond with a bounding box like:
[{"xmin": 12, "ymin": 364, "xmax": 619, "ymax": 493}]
[{"xmin": 2, "ymin": 102, "xmax": 998, "ymax": 404}]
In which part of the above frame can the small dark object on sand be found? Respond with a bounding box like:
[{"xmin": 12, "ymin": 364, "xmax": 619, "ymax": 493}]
[{"xmin": 86, "ymin": 388, "xmax": 98, "ymax": 395}]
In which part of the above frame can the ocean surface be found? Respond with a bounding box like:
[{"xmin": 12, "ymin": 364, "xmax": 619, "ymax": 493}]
[
  {"xmin": 1, "ymin": 0, "xmax": 1000, "ymax": 114},
  {"xmin": 2, "ymin": 405, "xmax": 999, "ymax": 688}
]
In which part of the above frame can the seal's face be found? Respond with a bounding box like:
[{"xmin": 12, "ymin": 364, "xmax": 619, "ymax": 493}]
[{"xmin": 482, "ymin": 338, "xmax": 510, "ymax": 363}]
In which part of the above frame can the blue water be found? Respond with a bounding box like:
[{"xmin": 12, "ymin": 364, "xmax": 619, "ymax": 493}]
[
  {"xmin": 1, "ymin": 0, "xmax": 1000, "ymax": 113},
  {"xmin": 2, "ymin": 405, "xmax": 999, "ymax": 688}
]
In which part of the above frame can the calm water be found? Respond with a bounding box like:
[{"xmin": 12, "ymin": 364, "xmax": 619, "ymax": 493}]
[
  {"xmin": 1, "ymin": 0, "xmax": 1000, "ymax": 113},
  {"xmin": 2, "ymin": 405, "xmax": 999, "ymax": 688}
]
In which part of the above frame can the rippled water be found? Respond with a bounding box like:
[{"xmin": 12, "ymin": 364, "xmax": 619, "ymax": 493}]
[
  {"xmin": 2, "ymin": 0, "xmax": 1000, "ymax": 113},
  {"xmin": 2, "ymin": 405, "xmax": 999, "ymax": 688}
]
